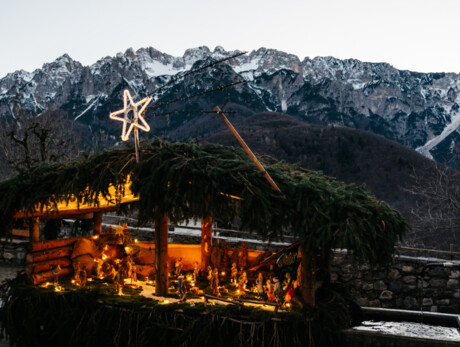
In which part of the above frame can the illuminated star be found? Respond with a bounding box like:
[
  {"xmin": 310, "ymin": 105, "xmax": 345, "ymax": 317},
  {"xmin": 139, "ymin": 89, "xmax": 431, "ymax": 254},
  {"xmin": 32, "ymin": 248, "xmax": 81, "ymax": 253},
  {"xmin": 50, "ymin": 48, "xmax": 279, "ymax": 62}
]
[
  {"xmin": 114, "ymin": 223, "xmax": 125, "ymax": 237},
  {"xmin": 109, "ymin": 89, "xmax": 152, "ymax": 141}
]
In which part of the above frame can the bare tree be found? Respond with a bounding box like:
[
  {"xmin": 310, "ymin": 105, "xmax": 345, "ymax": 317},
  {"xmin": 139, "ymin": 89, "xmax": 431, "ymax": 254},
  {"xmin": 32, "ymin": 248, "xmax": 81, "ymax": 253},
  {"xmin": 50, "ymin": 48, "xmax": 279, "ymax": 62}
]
[
  {"xmin": 0, "ymin": 107, "xmax": 80, "ymax": 177},
  {"xmin": 405, "ymin": 163, "xmax": 460, "ymax": 249}
]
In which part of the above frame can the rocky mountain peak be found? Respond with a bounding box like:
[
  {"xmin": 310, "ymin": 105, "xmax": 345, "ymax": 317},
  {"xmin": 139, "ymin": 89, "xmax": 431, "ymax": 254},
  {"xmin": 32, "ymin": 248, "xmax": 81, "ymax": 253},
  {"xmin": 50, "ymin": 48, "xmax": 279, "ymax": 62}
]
[
  {"xmin": 183, "ymin": 46, "xmax": 211, "ymax": 64},
  {"xmin": 1, "ymin": 45, "xmax": 460, "ymax": 166},
  {"xmin": 42, "ymin": 53, "xmax": 82, "ymax": 75}
]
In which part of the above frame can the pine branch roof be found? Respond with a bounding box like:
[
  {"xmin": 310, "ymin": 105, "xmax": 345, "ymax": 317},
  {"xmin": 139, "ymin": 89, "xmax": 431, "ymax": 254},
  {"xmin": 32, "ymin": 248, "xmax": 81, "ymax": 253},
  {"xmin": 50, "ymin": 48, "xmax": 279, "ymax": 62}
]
[{"xmin": 0, "ymin": 140, "xmax": 408, "ymax": 264}]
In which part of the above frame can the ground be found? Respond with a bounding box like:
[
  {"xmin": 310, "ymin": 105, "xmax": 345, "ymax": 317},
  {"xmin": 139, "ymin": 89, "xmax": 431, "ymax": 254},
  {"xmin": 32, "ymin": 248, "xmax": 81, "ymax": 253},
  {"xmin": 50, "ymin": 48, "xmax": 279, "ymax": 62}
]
[{"xmin": 0, "ymin": 264, "xmax": 21, "ymax": 347}]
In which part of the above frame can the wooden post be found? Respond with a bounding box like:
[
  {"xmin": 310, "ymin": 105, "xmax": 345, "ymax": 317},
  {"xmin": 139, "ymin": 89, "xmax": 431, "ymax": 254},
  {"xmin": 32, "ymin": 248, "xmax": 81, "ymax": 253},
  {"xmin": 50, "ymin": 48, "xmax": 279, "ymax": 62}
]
[
  {"xmin": 93, "ymin": 212, "xmax": 102, "ymax": 235},
  {"xmin": 155, "ymin": 213, "xmax": 169, "ymax": 296},
  {"xmin": 30, "ymin": 217, "xmax": 40, "ymax": 243},
  {"xmin": 201, "ymin": 216, "xmax": 212, "ymax": 271},
  {"xmin": 299, "ymin": 247, "xmax": 316, "ymax": 307},
  {"xmin": 134, "ymin": 127, "xmax": 140, "ymax": 163}
]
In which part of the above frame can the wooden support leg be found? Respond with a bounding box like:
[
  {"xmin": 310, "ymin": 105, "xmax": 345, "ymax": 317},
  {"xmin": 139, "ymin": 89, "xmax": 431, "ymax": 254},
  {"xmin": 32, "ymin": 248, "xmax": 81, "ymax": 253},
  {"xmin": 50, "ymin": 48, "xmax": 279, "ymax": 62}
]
[
  {"xmin": 93, "ymin": 212, "xmax": 102, "ymax": 235},
  {"xmin": 155, "ymin": 213, "xmax": 169, "ymax": 296},
  {"xmin": 300, "ymin": 247, "xmax": 317, "ymax": 308},
  {"xmin": 30, "ymin": 217, "xmax": 40, "ymax": 243},
  {"xmin": 201, "ymin": 216, "xmax": 212, "ymax": 271}
]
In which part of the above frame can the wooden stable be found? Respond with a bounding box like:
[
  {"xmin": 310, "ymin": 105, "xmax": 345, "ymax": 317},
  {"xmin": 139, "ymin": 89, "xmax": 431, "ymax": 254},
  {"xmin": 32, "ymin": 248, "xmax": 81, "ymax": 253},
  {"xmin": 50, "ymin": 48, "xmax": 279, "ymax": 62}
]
[
  {"xmin": 24, "ymin": 230, "xmax": 270, "ymax": 287},
  {"xmin": 14, "ymin": 183, "xmax": 241, "ymax": 296},
  {"xmin": 1, "ymin": 140, "xmax": 409, "ymax": 310}
]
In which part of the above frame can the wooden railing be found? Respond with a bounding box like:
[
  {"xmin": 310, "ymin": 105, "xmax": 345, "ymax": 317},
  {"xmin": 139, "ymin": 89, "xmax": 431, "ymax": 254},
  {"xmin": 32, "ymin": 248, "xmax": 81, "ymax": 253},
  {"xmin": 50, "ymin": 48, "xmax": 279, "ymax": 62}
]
[{"xmin": 395, "ymin": 245, "xmax": 460, "ymax": 260}]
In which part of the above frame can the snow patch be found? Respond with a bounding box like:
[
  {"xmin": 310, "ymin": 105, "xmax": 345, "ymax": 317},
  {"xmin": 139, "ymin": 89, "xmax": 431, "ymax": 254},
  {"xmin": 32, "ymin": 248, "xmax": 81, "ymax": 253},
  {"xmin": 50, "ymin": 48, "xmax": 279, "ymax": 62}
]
[
  {"xmin": 141, "ymin": 59, "xmax": 187, "ymax": 78},
  {"xmin": 416, "ymin": 108, "xmax": 460, "ymax": 157},
  {"xmin": 240, "ymin": 71, "xmax": 255, "ymax": 82},
  {"xmin": 75, "ymin": 97, "xmax": 99, "ymax": 120},
  {"xmin": 354, "ymin": 321, "xmax": 460, "ymax": 342},
  {"xmin": 233, "ymin": 57, "xmax": 261, "ymax": 73},
  {"xmin": 281, "ymin": 99, "xmax": 287, "ymax": 112},
  {"xmin": 347, "ymin": 79, "xmax": 366, "ymax": 90}
]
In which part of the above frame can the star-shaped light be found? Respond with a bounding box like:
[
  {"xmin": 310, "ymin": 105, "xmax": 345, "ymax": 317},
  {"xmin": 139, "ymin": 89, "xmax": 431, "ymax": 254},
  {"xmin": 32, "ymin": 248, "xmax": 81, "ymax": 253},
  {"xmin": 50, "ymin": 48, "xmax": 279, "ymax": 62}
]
[
  {"xmin": 114, "ymin": 223, "xmax": 125, "ymax": 237},
  {"xmin": 109, "ymin": 89, "xmax": 152, "ymax": 141}
]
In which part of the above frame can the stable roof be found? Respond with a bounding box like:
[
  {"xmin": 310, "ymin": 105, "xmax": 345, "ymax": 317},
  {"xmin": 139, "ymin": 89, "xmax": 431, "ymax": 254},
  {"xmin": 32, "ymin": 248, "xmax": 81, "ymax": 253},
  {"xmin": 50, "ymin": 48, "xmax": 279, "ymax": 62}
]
[{"xmin": 0, "ymin": 140, "xmax": 408, "ymax": 265}]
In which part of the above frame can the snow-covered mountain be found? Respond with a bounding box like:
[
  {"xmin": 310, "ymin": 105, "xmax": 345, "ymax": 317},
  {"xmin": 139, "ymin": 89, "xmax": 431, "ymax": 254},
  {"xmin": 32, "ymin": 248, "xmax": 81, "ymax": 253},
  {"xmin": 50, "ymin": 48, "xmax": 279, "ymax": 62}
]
[{"xmin": 1, "ymin": 46, "xmax": 459, "ymax": 165}]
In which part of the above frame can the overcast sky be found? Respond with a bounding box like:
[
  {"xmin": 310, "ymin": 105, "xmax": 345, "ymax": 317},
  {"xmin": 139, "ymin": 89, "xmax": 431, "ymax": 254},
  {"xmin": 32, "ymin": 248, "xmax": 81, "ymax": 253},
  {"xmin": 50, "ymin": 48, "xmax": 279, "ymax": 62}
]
[{"xmin": 0, "ymin": 0, "xmax": 459, "ymax": 78}]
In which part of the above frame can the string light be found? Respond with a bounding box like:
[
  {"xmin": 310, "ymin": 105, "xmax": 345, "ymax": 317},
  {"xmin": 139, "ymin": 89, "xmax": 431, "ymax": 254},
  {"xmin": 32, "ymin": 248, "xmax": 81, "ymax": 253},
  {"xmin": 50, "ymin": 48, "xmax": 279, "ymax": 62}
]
[
  {"xmin": 146, "ymin": 51, "xmax": 247, "ymax": 98},
  {"xmin": 144, "ymin": 80, "xmax": 245, "ymax": 117}
]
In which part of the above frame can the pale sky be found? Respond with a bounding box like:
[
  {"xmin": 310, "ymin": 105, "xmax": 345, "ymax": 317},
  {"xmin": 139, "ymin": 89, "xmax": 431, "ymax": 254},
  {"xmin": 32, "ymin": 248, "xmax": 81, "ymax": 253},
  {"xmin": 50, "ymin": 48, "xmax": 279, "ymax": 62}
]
[{"xmin": 0, "ymin": 0, "xmax": 459, "ymax": 78}]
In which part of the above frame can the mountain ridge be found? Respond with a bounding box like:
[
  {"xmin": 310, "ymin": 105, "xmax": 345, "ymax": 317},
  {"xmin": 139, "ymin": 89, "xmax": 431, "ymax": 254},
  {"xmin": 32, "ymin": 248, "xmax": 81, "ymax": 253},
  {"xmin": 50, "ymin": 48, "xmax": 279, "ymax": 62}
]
[{"xmin": 1, "ymin": 45, "xmax": 460, "ymax": 166}]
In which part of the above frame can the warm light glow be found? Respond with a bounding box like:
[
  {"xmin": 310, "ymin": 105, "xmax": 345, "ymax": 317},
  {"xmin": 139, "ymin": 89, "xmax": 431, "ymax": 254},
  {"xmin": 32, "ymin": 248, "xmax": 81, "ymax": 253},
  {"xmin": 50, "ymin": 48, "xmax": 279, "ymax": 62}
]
[
  {"xmin": 286, "ymin": 303, "xmax": 291, "ymax": 308},
  {"xmin": 163, "ymin": 300, "xmax": 170, "ymax": 304},
  {"xmin": 236, "ymin": 290, "xmax": 240, "ymax": 294},
  {"xmin": 191, "ymin": 282, "xmax": 195, "ymax": 287},
  {"xmin": 134, "ymin": 238, "xmax": 139, "ymax": 243},
  {"xmin": 125, "ymin": 246, "xmax": 131, "ymax": 253},
  {"xmin": 109, "ymin": 89, "xmax": 152, "ymax": 142},
  {"xmin": 54, "ymin": 286, "xmax": 62, "ymax": 292},
  {"xmin": 104, "ymin": 245, "xmax": 109, "ymax": 251},
  {"xmin": 221, "ymin": 272, "xmax": 225, "ymax": 276},
  {"xmin": 114, "ymin": 224, "xmax": 125, "ymax": 237},
  {"xmin": 102, "ymin": 254, "xmax": 108, "ymax": 260},
  {"xmin": 219, "ymin": 192, "xmax": 243, "ymax": 200},
  {"xmin": 15, "ymin": 176, "xmax": 139, "ymax": 219},
  {"xmin": 92, "ymin": 235, "xmax": 99, "ymax": 240},
  {"xmin": 71, "ymin": 280, "xmax": 76, "ymax": 284},
  {"xmin": 187, "ymin": 276, "xmax": 192, "ymax": 281},
  {"xmin": 87, "ymin": 278, "xmax": 93, "ymax": 282}
]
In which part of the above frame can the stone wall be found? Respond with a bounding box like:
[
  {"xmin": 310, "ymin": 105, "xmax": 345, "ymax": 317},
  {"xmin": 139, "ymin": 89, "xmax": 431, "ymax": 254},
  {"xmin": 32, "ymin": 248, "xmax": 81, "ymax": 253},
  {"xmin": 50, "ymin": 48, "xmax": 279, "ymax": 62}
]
[
  {"xmin": 0, "ymin": 242, "xmax": 27, "ymax": 265},
  {"xmin": 331, "ymin": 250, "xmax": 460, "ymax": 313}
]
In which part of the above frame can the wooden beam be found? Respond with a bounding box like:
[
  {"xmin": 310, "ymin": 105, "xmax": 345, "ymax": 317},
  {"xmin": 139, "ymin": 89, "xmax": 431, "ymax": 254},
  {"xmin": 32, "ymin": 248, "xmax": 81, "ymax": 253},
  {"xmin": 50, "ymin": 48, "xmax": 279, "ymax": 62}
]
[
  {"xmin": 30, "ymin": 217, "xmax": 40, "ymax": 243},
  {"xmin": 93, "ymin": 212, "xmax": 102, "ymax": 235},
  {"xmin": 201, "ymin": 216, "xmax": 212, "ymax": 271},
  {"xmin": 26, "ymin": 245, "xmax": 73, "ymax": 264},
  {"xmin": 44, "ymin": 213, "xmax": 94, "ymax": 220},
  {"xmin": 215, "ymin": 106, "xmax": 283, "ymax": 195},
  {"xmin": 26, "ymin": 237, "xmax": 77, "ymax": 253},
  {"xmin": 15, "ymin": 206, "xmax": 117, "ymax": 219},
  {"xmin": 155, "ymin": 213, "xmax": 169, "ymax": 296}
]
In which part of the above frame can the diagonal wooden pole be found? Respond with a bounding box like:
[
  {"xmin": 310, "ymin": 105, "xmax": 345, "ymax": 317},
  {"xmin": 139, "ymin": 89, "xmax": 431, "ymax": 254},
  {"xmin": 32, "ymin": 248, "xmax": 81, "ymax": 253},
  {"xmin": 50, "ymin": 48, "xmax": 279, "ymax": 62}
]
[
  {"xmin": 134, "ymin": 126, "xmax": 140, "ymax": 163},
  {"xmin": 215, "ymin": 106, "xmax": 283, "ymax": 195}
]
